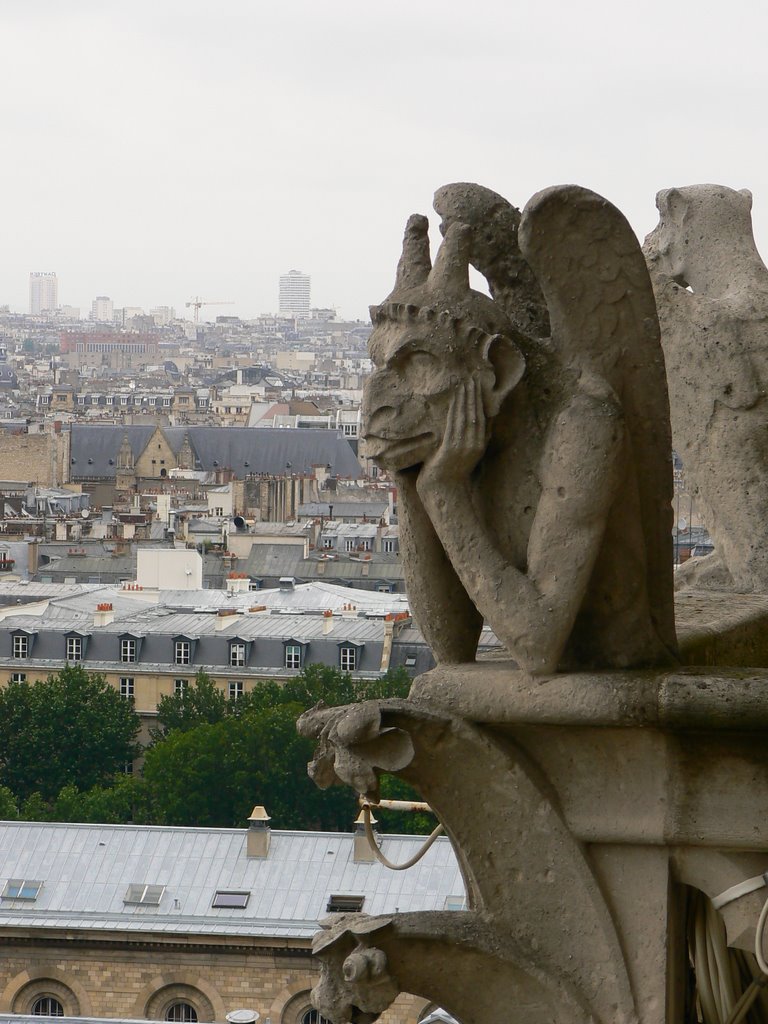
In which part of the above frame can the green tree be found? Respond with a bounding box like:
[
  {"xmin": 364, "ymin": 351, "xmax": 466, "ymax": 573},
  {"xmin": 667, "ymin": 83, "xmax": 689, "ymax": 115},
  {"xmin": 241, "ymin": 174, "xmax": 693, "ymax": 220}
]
[
  {"xmin": 143, "ymin": 665, "xmax": 416, "ymax": 830},
  {"xmin": 154, "ymin": 670, "xmax": 228, "ymax": 735},
  {"xmin": 20, "ymin": 792, "xmax": 52, "ymax": 821},
  {"xmin": 52, "ymin": 775, "xmax": 146, "ymax": 824},
  {"xmin": 142, "ymin": 703, "xmax": 356, "ymax": 830},
  {"xmin": 6, "ymin": 664, "xmax": 417, "ymax": 830},
  {"xmin": 0, "ymin": 666, "xmax": 140, "ymax": 801},
  {"xmin": 0, "ymin": 785, "xmax": 19, "ymax": 820}
]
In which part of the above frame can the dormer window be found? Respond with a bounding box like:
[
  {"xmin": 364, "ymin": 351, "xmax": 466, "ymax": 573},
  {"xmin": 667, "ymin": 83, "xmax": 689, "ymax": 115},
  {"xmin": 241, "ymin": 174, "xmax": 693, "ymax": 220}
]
[
  {"xmin": 119, "ymin": 633, "xmax": 144, "ymax": 663},
  {"xmin": 283, "ymin": 638, "xmax": 308, "ymax": 670},
  {"xmin": 229, "ymin": 641, "xmax": 247, "ymax": 667},
  {"xmin": 12, "ymin": 631, "xmax": 36, "ymax": 659},
  {"xmin": 65, "ymin": 631, "xmax": 90, "ymax": 662},
  {"xmin": 338, "ymin": 642, "xmax": 363, "ymax": 672},
  {"xmin": 173, "ymin": 635, "xmax": 197, "ymax": 666}
]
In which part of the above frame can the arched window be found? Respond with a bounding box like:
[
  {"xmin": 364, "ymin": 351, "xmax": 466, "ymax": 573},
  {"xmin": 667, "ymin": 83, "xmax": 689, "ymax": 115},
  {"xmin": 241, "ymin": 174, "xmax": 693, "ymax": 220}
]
[
  {"xmin": 301, "ymin": 1011, "xmax": 332, "ymax": 1024},
  {"xmin": 165, "ymin": 1003, "xmax": 198, "ymax": 1023},
  {"xmin": 32, "ymin": 997, "xmax": 64, "ymax": 1016}
]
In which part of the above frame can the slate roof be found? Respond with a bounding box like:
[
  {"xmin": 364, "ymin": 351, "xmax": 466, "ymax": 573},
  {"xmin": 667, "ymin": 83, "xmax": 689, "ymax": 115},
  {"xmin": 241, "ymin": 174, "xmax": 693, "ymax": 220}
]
[
  {"xmin": 0, "ymin": 821, "xmax": 463, "ymax": 939},
  {"xmin": 69, "ymin": 426, "xmax": 362, "ymax": 480},
  {"xmin": 245, "ymin": 545, "xmax": 405, "ymax": 584},
  {"xmin": 69, "ymin": 425, "xmax": 156, "ymax": 476}
]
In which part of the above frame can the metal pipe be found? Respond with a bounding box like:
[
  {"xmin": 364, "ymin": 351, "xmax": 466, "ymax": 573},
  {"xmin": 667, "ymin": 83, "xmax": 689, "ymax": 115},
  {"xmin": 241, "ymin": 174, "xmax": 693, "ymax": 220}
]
[{"xmin": 359, "ymin": 797, "xmax": 434, "ymax": 813}]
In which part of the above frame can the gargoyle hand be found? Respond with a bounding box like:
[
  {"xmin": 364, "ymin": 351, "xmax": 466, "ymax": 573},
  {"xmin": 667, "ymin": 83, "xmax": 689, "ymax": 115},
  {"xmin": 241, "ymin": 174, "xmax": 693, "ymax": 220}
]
[{"xmin": 418, "ymin": 375, "xmax": 488, "ymax": 492}]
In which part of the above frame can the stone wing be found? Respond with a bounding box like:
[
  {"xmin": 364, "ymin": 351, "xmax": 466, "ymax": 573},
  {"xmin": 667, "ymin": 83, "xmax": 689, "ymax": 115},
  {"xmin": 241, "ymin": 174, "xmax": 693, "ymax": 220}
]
[{"xmin": 519, "ymin": 185, "xmax": 677, "ymax": 657}]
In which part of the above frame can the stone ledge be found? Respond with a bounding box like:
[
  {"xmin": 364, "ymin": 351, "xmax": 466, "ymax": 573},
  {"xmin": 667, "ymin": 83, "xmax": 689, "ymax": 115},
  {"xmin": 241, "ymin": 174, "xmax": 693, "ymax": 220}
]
[{"xmin": 410, "ymin": 660, "xmax": 768, "ymax": 729}]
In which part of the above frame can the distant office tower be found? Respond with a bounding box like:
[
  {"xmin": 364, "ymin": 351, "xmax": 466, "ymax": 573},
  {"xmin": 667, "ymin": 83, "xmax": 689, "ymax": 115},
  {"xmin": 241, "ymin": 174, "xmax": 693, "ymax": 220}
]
[
  {"xmin": 90, "ymin": 296, "xmax": 114, "ymax": 322},
  {"xmin": 279, "ymin": 270, "xmax": 311, "ymax": 319},
  {"xmin": 29, "ymin": 272, "xmax": 58, "ymax": 315}
]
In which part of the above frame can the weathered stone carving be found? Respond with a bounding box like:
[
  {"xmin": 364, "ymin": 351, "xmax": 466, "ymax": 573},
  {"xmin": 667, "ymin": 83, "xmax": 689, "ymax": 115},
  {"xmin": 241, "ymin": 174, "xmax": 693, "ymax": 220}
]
[
  {"xmin": 301, "ymin": 183, "xmax": 768, "ymax": 1024},
  {"xmin": 644, "ymin": 184, "xmax": 768, "ymax": 593},
  {"xmin": 300, "ymin": 670, "xmax": 768, "ymax": 1024},
  {"xmin": 298, "ymin": 697, "xmax": 637, "ymax": 1024},
  {"xmin": 362, "ymin": 184, "xmax": 677, "ymax": 673},
  {"xmin": 311, "ymin": 916, "xmax": 399, "ymax": 1023}
]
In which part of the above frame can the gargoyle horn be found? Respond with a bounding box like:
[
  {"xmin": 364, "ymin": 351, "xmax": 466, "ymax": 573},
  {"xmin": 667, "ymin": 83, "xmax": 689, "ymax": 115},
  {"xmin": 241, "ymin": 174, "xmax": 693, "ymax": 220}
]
[
  {"xmin": 393, "ymin": 214, "xmax": 432, "ymax": 293},
  {"xmin": 427, "ymin": 221, "xmax": 471, "ymax": 300}
]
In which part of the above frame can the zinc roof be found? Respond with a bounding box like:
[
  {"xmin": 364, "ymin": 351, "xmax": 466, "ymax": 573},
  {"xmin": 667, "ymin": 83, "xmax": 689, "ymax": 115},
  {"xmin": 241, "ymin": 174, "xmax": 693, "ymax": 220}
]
[{"xmin": 0, "ymin": 821, "xmax": 463, "ymax": 939}]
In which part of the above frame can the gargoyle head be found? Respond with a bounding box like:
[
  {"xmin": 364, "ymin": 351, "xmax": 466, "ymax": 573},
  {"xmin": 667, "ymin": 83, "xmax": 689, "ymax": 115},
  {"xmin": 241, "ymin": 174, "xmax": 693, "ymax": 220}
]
[
  {"xmin": 645, "ymin": 184, "xmax": 756, "ymax": 292},
  {"xmin": 362, "ymin": 216, "xmax": 526, "ymax": 472}
]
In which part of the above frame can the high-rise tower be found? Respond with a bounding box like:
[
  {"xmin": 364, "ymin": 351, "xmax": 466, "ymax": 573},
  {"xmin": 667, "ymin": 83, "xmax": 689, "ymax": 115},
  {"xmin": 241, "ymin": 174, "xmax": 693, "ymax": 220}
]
[
  {"xmin": 90, "ymin": 296, "xmax": 114, "ymax": 322},
  {"xmin": 278, "ymin": 270, "xmax": 310, "ymax": 319},
  {"xmin": 29, "ymin": 272, "xmax": 58, "ymax": 315}
]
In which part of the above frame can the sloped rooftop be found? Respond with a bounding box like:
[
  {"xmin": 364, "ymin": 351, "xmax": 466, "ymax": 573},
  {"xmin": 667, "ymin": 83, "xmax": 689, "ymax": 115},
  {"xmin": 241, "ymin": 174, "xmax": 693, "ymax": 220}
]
[{"xmin": 0, "ymin": 821, "xmax": 463, "ymax": 940}]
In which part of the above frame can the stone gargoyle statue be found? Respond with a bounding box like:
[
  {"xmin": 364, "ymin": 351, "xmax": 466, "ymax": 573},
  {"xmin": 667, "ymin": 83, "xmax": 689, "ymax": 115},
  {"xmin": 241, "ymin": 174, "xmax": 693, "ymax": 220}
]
[
  {"xmin": 362, "ymin": 183, "xmax": 678, "ymax": 673},
  {"xmin": 644, "ymin": 184, "xmax": 768, "ymax": 593}
]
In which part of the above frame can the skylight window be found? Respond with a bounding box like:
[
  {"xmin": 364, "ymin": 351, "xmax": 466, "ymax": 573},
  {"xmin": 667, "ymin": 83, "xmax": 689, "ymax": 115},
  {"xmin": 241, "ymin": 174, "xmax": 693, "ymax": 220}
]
[
  {"xmin": 444, "ymin": 895, "xmax": 466, "ymax": 911},
  {"xmin": 124, "ymin": 883, "xmax": 165, "ymax": 905},
  {"xmin": 212, "ymin": 890, "xmax": 250, "ymax": 909},
  {"xmin": 326, "ymin": 894, "xmax": 364, "ymax": 913},
  {"xmin": 2, "ymin": 878, "xmax": 42, "ymax": 900}
]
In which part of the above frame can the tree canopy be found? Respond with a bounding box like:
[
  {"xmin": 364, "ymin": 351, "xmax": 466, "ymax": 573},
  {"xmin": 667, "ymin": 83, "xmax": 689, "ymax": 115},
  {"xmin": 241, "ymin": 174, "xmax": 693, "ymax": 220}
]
[
  {"xmin": 0, "ymin": 664, "xmax": 432, "ymax": 835},
  {"xmin": 0, "ymin": 665, "xmax": 140, "ymax": 801}
]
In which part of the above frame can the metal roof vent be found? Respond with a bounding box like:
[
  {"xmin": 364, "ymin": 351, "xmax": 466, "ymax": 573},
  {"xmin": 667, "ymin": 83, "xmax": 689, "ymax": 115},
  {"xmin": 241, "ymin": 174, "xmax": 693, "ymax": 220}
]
[
  {"xmin": 353, "ymin": 809, "xmax": 378, "ymax": 863},
  {"xmin": 246, "ymin": 805, "xmax": 271, "ymax": 858},
  {"xmin": 278, "ymin": 576, "xmax": 295, "ymax": 591}
]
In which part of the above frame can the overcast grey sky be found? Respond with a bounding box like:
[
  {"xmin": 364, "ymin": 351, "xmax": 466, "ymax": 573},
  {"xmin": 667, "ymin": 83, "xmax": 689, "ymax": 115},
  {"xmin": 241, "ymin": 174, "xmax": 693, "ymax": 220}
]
[{"xmin": 2, "ymin": 0, "xmax": 766, "ymax": 321}]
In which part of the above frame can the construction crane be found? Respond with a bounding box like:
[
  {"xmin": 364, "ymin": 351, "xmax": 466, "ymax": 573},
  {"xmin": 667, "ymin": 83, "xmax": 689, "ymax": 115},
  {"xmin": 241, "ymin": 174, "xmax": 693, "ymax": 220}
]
[{"xmin": 185, "ymin": 297, "xmax": 235, "ymax": 323}]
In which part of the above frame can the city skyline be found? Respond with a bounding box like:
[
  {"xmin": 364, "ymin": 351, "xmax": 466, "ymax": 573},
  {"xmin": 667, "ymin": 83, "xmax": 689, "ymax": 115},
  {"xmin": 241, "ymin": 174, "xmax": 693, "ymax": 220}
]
[
  {"xmin": 13, "ymin": 272, "xmax": 336, "ymax": 325},
  {"xmin": 3, "ymin": 1, "xmax": 768, "ymax": 323}
]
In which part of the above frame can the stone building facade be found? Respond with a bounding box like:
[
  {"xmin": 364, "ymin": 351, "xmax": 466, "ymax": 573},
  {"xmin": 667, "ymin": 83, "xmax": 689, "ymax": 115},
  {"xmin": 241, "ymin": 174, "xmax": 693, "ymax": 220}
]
[{"xmin": 0, "ymin": 429, "xmax": 69, "ymax": 489}]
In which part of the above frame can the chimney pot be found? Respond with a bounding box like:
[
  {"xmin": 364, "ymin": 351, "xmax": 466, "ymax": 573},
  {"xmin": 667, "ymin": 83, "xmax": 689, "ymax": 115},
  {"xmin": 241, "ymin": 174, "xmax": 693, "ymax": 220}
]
[
  {"xmin": 353, "ymin": 809, "xmax": 379, "ymax": 863},
  {"xmin": 246, "ymin": 805, "xmax": 271, "ymax": 858}
]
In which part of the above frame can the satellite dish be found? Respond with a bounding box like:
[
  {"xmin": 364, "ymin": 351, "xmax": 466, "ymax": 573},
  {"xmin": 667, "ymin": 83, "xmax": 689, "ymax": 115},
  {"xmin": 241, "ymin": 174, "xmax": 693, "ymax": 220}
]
[
  {"xmin": 81, "ymin": 509, "xmax": 90, "ymax": 519},
  {"xmin": 677, "ymin": 517, "xmax": 688, "ymax": 531}
]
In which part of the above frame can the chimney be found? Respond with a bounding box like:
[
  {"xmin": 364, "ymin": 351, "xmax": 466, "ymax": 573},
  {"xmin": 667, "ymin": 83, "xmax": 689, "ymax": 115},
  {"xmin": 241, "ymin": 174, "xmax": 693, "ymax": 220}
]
[
  {"xmin": 322, "ymin": 611, "xmax": 334, "ymax": 635},
  {"xmin": 27, "ymin": 541, "xmax": 39, "ymax": 575},
  {"xmin": 215, "ymin": 609, "xmax": 241, "ymax": 631},
  {"xmin": 94, "ymin": 603, "xmax": 114, "ymax": 626},
  {"xmin": 226, "ymin": 575, "xmax": 250, "ymax": 594},
  {"xmin": 380, "ymin": 618, "xmax": 394, "ymax": 672},
  {"xmin": 246, "ymin": 805, "xmax": 271, "ymax": 858},
  {"xmin": 353, "ymin": 809, "xmax": 379, "ymax": 863}
]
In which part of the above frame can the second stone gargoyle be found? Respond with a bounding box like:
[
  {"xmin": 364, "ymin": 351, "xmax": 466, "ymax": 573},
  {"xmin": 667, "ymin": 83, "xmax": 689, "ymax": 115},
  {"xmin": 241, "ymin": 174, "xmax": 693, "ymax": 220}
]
[{"xmin": 361, "ymin": 183, "xmax": 678, "ymax": 674}]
